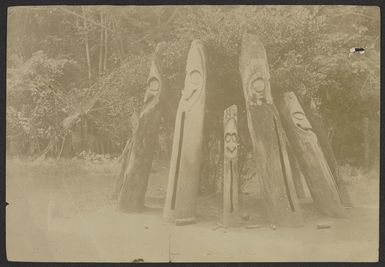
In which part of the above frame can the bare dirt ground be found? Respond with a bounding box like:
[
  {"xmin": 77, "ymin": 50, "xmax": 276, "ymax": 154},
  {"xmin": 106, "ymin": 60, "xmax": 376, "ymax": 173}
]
[{"xmin": 6, "ymin": 157, "xmax": 379, "ymax": 262}]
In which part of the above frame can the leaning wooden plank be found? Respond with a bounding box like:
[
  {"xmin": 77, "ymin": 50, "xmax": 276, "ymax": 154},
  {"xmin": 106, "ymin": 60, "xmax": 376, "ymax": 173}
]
[
  {"xmin": 163, "ymin": 40, "xmax": 207, "ymax": 222},
  {"xmin": 276, "ymin": 92, "xmax": 347, "ymax": 218},
  {"xmin": 286, "ymin": 138, "xmax": 308, "ymax": 199},
  {"xmin": 299, "ymin": 98, "xmax": 353, "ymax": 207},
  {"xmin": 117, "ymin": 43, "xmax": 166, "ymax": 213},
  {"xmin": 112, "ymin": 138, "xmax": 132, "ymax": 199},
  {"xmin": 239, "ymin": 33, "xmax": 303, "ymax": 227},
  {"xmin": 223, "ymin": 105, "xmax": 240, "ymax": 227}
]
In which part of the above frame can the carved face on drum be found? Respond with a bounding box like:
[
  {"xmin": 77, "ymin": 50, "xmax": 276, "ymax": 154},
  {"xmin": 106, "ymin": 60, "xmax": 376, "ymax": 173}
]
[
  {"xmin": 224, "ymin": 118, "xmax": 238, "ymax": 158},
  {"xmin": 246, "ymin": 58, "xmax": 272, "ymax": 106},
  {"xmin": 181, "ymin": 40, "xmax": 206, "ymax": 111},
  {"xmin": 286, "ymin": 92, "xmax": 313, "ymax": 133},
  {"xmin": 144, "ymin": 61, "xmax": 161, "ymax": 106},
  {"xmin": 224, "ymin": 105, "xmax": 238, "ymax": 159}
]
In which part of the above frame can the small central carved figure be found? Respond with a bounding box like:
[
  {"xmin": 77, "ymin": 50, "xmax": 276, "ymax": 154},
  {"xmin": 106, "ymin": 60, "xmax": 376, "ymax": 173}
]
[
  {"xmin": 224, "ymin": 117, "xmax": 238, "ymax": 158},
  {"xmin": 223, "ymin": 105, "xmax": 240, "ymax": 227}
]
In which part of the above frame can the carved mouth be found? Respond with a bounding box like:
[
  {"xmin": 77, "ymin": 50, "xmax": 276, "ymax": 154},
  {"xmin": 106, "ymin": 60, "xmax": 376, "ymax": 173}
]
[
  {"xmin": 180, "ymin": 40, "xmax": 206, "ymax": 110},
  {"xmin": 252, "ymin": 94, "xmax": 265, "ymax": 102},
  {"xmin": 248, "ymin": 85, "xmax": 265, "ymax": 105},
  {"xmin": 183, "ymin": 88, "xmax": 197, "ymax": 101},
  {"xmin": 296, "ymin": 123, "xmax": 312, "ymax": 131},
  {"xmin": 226, "ymin": 146, "xmax": 237, "ymax": 153},
  {"xmin": 144, "ymin": 95, "xmax": 154, "ymax": 104},
  {"xmin": 144, "ymin": 91, "xmax": 158, "ymax": 105}
]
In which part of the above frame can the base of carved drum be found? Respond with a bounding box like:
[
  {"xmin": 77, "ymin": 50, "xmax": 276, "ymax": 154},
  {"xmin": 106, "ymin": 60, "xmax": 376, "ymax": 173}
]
[
  {"xmin": 117, "ymin": 201, "xmax": 145, "ymax": 214},
  {"xmin": 117, "ymin": 185, "xmax": 147, "ymax": 213},
  {"xmin": 223, "ymin": 213, "xmax": 241, "ymax": 228},
  {"xmin": 163, "ymin": 207, "xmax": 197, "ymax": 223}
]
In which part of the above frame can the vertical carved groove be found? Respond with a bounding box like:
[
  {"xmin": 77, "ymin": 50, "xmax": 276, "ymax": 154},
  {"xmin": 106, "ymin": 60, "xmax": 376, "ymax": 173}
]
[
  {"xmin": 171, "ymin": 112, "xmax": 185, "ymax": 209},
  {"xmin": 230, "ymin": 160, "xmax": 234, "ymax": 213},
  {"xmin": 273, "ymin": 117, "xmax": 295, "ymax": 212}
]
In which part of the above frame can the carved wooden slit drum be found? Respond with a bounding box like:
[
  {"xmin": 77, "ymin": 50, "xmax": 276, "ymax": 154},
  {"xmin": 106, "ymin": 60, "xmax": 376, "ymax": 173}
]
[
  {"xmin": 239, "ymin": 33, "xmax": 303, "ymax": 227},
  {"xmin": 117, "ymin": 43, "xmax": 166, "ymax": 213},
  {"xmin": 163, "ymin": 40, "xmax": 207, "ymax": 222},
  {"xmin": 299, "ymin": 98, "xmax": 352, "ymax": 207},
  {"xmin": 276, "ymin": 91, "xmax": 347, "ymax": 218}
]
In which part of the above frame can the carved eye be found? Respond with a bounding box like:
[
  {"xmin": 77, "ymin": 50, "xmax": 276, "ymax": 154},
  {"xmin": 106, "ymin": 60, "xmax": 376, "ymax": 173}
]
[
  {"xmin": 231, "ymin": 133, "xmax": 237, "ymax": 142},
  {"xmin": 252, "ymin": 78, "xmax": 265, "ymax": 92},
  {"xmin": 225, "ymin": 133, "xmax": 232, "ymax": 142},
  {"xmin": 189, "ymin": 70, "xmax": 202, "ymax": 86},
  {"xmin": 292, "ymin": 111, "xmax": 306, "ymax": 121},
  {"xmin": 148, "ymin": 78, "xmax": 160, "ymax": 92}
]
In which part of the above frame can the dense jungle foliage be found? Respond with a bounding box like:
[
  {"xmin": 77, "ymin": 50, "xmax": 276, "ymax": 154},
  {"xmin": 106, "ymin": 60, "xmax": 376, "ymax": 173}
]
[{"xmin": 6, "ymin": 6, "xmax": 380, "ymax": 191}]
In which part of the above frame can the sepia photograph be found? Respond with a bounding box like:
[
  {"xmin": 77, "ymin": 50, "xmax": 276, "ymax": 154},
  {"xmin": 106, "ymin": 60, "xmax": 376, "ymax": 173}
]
[{"xmin": 5, "ymin": 5, "xmax": 380, "ymax": 262}]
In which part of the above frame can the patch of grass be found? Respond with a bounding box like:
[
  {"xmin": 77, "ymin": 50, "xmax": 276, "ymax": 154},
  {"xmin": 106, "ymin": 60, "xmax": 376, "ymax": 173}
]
[
  {"xmin": 340, "ymin": 164, "xmax": 379, "ymax": 185},
  {"xmin": 6, "ymin": 157, "xmax": 120, "ymax": 216},
  {"xmin": 339, "ymin": 164, "xmax": 379, "ymax": 207}
]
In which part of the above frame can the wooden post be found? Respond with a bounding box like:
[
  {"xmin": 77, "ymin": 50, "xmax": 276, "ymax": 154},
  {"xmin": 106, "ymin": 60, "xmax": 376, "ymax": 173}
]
[
  {"xmin": 223, "ymin": 105, "xmax": 240, "ymax": 227},
  {"xmin": 276, "ymin": 92, "xmax": 346, "ymax": 218},
  {"xmin": 239, "ymin": 33, "xmax": 303, "ymax": 227},
  {"xmin": 163, "ymin": 40, "xmax": 207, "ymax": 222},
  {"xmin": 299, "ymin": 99, "xmax": 353, "ymax": 207},
  {"xmin": 286, "ymin": 140, "xmax": 308, "ymax": 199},
  {"xmin": 117, "ymin": 43, "xmax": 166, "ymax": 213}
]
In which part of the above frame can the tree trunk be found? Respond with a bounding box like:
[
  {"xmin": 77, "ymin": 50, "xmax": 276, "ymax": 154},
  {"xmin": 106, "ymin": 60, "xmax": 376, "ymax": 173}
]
[
  {"xmin": 103, "ymin": 12, "xmax": 108, "ymax": 73},
  {"xmin": 276, "ymin": 92, "xmax": 346, "ymax": 218},
  {"xmin": 239, "ymin": 34, "xmax": 303, "ymax": 227},
  {"xmin": 299, "ymin": 98, "xmax": 352, "ymax": 207},
  {"xmin": 117, "ymin": 44, "xmax": 166, "ymax": 212},
  {"xmin": 81, "ymin": 7, "xmax": 92, "ymax": 85},
  {"xmin": 223, "ymin": 105, "xmax": 240, "ymax": 227},
  {"xmin": 56, "ymin": 135, "xmax": 66, "ymax": 161},
  {"xmin": 98, "ymin": 10, "xmax": 104, "ymax": 76},
  {"xmin": 163, "ymin": 40, "xmax": 207, "ymax": 222},
  {"xmin": 81, "ymin": 117, "xmax": 88, "ymax": 152},
  {"xmin": 61, "ymin": 133, "xmax": 73, "ymax": 157},
  {"xmin": 112, "ymin": 16, "xmax": 124, "ymax": 62}
]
